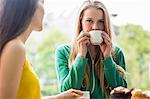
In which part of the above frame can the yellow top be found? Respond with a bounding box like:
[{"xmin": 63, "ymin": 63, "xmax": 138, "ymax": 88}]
[{"xmin": 16, "ymin": 58, "xmax": 41, "ymax": 99}]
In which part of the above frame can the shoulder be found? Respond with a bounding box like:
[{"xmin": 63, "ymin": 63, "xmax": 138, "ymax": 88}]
[
  {"xmin": 2, "ymin": 39, "xmax": 25, "ymax": 56},
  {"xmin": 56, "ymin": 44, "xmax": 71, "ymax": 54},
  {"xmin": 55, "ymin": 44, "xmax": 71, "ymax": 59},
  {"xmin": 1, "ymin": 39, "xmax": 26, "ymax": 67},
  {"xmin": 113, "ymin": 44, "xmax": 125, "ymax": 56}
]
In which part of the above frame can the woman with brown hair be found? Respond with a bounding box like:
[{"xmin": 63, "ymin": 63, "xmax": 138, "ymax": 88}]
[
  {"xmin": 55, "ymin": 0, "xmax": 127, "ymax": 98},
  {"xmin": 0, "ymin": 0, "xmax": 84, "ymax": 98}
]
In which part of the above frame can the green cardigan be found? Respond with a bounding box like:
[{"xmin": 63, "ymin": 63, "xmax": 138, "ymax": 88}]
[{"xmin": 55, "ymin": 44, "xmax": 127, "ymax": 99}]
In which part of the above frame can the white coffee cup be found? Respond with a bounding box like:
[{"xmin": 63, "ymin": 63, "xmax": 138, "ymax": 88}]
[
  {"xmin": 89, "ymin": 30, "xmax": 103, "ymax": 45},
  {"xmin": 83, "ymin": 91, "xmax": 90, "ymax": 99}
]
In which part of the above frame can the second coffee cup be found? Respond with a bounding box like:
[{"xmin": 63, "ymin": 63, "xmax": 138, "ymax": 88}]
[
  {"xmin": 83, "ymin": 91, "xmax": 90, "ymax": 99},
  {"xmin": 89, "ymin": 30, "xmax": 103, "ymax": 45}
]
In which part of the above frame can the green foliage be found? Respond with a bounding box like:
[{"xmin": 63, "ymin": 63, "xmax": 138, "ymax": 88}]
[{"xmin": 116, "ymin": 24, "xmax": 150, "ymax": 90}]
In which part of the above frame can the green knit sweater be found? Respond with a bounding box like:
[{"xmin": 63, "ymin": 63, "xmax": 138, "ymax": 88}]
[{"xmin": 55, "ymin": 44, "xmax": 127, "ymax": 99}]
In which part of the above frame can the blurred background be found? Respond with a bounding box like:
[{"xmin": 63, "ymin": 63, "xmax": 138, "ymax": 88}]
[{"xmin": 26, "ymin": 0, "xmax": 150, "ymax": 96}]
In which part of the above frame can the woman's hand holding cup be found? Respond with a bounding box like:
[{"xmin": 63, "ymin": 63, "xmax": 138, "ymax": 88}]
[{"xmin": 76, "ymin": 31, "xmax": 90, "ymax": 58}]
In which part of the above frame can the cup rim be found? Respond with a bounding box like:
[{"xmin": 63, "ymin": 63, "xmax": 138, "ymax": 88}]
[{"xmin": 89, "ymin": 30, "xmax": 103, "ymax": 33}]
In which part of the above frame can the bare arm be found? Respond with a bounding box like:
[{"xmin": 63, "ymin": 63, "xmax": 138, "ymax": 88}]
[
  {"xmin": 42, "ymin": 89, "xmax": 84, "ymax": 99},
  {"xmin": 0, "ymin": 40, "xmax": 25, "ymax": 99}
]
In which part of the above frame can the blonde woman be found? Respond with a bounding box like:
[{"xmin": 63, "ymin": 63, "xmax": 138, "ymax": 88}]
[
  {"xmin": 55, "ymin": 0, "xmax": 127, "ymax": 98},
  {"xmin": 0, "ymin": 0, "xmax": 84, "ymax": 98}
]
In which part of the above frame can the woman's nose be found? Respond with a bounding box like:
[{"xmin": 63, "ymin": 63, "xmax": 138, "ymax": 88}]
[{"xmin": 92, "ymin": 22, "xmax": 99, "ymax": 30}]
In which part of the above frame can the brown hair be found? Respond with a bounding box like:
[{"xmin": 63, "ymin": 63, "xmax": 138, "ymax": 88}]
[
  {"xmin": 69, "ymin": 0, "xmax": 114, "ymax": 97},
  {"xmin": 0, "ymin": 0, "xmax": 38, "ymax": 55}
]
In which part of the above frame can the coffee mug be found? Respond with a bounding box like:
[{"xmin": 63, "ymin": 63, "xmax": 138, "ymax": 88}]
[
  {"xmin": 89, "ymin": 30, "xmax": 103, "ymax": 45},
  {"xmin": 83, "ymin": 91, "xmax": 90, "ymax": 99}
]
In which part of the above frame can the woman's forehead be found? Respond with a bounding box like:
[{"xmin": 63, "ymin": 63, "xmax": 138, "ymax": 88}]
[{"xmin": 82, "ymin": 7, "xmax": 104, "ymax": 19}]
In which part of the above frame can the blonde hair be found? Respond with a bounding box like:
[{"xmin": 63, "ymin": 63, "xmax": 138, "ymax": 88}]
[{"xmin": 69, "ymin": 0, "xmax": 113, "ymax": 97}]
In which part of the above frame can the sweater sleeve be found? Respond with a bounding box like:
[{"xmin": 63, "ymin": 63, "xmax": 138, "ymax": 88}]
[
  {"xmin": 102, "ymin": 47, "xmax": 127, "ymax": 89},
  {"xmin": 55, "ymin": 45, "xmax": 87, "ymax": 92}
]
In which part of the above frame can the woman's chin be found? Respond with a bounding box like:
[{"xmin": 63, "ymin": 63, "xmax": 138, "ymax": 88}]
[{"xmin": 34, "ymin": 26, "xmax": 43, "ymax": 32}]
